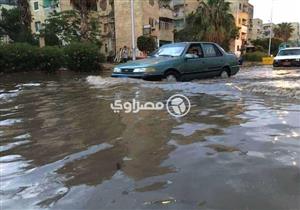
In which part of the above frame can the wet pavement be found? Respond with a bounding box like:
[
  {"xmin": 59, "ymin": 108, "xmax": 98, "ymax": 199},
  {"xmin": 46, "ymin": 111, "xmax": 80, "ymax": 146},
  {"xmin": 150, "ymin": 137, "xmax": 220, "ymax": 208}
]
[{"xmin": 0, "ymin": 66, "xmax": 300, "ymax": 210}]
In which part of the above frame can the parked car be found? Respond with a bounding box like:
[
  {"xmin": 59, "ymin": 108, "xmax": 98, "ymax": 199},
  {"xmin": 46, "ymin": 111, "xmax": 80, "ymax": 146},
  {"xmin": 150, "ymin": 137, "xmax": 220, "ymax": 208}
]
[
  {"xmin": 273, "ymin": 47, "xmax": 300, "ymax": 67},
  {"xmin": 111, "ymin": 42, "xmax": 240, "ymax": 81}
]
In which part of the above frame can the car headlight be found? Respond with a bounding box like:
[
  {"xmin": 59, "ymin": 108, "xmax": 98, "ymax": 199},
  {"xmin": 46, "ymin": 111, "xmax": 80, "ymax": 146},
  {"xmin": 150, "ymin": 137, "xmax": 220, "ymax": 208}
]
[
  {"xmin": 133, "ymin": 67, "xmax": 156, "ymax": 73},
  {"xmin": 113, "ymin": 67, "xmax": 121, "ymax": 73}
]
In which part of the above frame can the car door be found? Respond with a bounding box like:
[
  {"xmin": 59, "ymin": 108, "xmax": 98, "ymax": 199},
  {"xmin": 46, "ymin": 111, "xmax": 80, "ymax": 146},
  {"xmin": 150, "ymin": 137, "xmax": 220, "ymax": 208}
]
[
  {"xmin": 182, "ymin": 44, "xmax": 207, "ymax": 80},
  {"xmin": 201, "ymin": 43, "xmax": 225, "ymax": 77}
]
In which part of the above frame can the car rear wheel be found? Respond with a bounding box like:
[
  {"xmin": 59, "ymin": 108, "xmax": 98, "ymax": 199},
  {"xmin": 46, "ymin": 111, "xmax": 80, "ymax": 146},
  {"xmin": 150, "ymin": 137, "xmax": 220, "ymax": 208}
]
[
  {"xmin": 220, "ymin": 68, "xmax": 230, "ymax": 78},
  {"xmin": 164, "ymin": 71, "xmax": 180, "ymax": 82}
]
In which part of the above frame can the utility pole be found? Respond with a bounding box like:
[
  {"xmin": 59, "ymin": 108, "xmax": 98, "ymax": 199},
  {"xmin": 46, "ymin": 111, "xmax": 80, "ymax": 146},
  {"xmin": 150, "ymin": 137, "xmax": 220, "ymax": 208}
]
[
  {"xmin": 130, "ymin": 0, "xmax": 136, "ymax": 60},
  {"xmin": 268, "ymin": 0, "xmax": 274, "ymax": 56}
]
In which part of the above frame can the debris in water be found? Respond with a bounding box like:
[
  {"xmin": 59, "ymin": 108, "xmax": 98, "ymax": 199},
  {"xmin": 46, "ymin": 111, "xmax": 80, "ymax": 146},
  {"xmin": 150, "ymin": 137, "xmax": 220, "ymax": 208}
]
[
  {"xmin": 143, "ymin": 197, "xmax": 176, "ymax": 206},
  {"xmin": 123, "ymin": 156, "xmax": 133, "ymax": 161},
  {"xmin": 205, "ymin": 144, "xmax": 240, "ymax": 153}
]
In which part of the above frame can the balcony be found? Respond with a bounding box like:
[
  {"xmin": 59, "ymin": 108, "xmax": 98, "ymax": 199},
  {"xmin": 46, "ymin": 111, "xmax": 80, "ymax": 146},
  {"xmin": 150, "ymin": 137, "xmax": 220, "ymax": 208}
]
[{"xmin": 159, "ymin": 7, "xmax": 174, "ymax": 19}]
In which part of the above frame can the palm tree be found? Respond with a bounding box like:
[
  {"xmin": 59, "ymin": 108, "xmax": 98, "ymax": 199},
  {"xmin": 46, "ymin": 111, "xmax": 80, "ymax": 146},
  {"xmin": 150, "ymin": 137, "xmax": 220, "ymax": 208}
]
[
  {"xmin": 274, "ymin": 23, "xmax": 295, "ymax": 42},
  {"xmin": 17, "ymin": 0, "xmax": 31, "ymax": 30},
  {"xmin": 70, "ymin": 0, "xmax": 98, "ymax": 41},
  {"xmin": 175, "ymin": 0, "xmax": 238, "ymax": 50}
]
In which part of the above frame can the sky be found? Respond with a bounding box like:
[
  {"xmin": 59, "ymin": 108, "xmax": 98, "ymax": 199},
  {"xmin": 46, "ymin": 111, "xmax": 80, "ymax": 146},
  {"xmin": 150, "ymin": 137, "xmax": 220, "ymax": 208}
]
[{"xmin": 249, "ymin": 0, "xmax": 300, "ymax": 24}]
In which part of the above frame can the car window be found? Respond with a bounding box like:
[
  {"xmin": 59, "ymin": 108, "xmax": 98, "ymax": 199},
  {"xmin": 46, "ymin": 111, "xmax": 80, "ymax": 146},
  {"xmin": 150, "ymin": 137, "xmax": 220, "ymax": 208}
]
[
  {"xmin": 186, "ymin": 44, "xmax": 204, "ymax": 58},
  {"xmin": 278, "ymin": 49, "xmax": 300, "ymax": 56},
  {"xmin": 202, "ymin": 43, "xmax": 220, "ymax": 57},
  {"xmin": 213, "ymin": 45, "xmax": 223, "ymax": 56},
  {"xmin": 155, "ymin": 44, "xmax": 186, "ymax": 57}
]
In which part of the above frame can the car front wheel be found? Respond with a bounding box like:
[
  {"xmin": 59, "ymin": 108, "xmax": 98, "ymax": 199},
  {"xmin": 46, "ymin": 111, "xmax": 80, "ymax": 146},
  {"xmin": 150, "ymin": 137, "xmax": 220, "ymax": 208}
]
[
  {"xmin": 164, "ymin": 71, "xmax": 180, "ymax": 82},
  {"xmin": 220, "ymin": 69, "xmax": 230, "ymax": 78}
]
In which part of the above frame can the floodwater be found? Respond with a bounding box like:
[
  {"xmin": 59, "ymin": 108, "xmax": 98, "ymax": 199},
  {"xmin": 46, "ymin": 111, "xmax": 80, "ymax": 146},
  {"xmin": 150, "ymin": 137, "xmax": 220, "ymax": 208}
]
[{"xmin": 0, "ymin": 66, "xmax": 299, "ymax": 210}]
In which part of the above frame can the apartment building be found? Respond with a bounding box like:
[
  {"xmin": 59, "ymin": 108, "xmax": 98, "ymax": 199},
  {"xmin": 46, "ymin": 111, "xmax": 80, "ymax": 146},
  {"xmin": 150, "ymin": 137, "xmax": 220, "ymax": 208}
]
[
  {"xmin": 248, "ymin": 18, "xmax": 263, "ymax": 41},
  {"xmin": 96, "ymin": 0, "xmax": 116, "ymax": 56},
  {"xmin": 58, "ymin": 0, "xmax": 175, "ymax": 56},
  {"xmin": 173, "ymin": 0, "xmax": 200, "ymax": 31},
  {"xmin": 226, "ymin": 0, "xmax": 253, "ymax": 55},
  {"xmin": 290, "ymin": 22, "xmax": 300, "ymax": 43},
  {"xmin": 261, "ymin": 23, "xmax": 276, "ymax": 39},
  {"xmin": 30, "ymin": 0, "xmax": 61, "ymax": 33},
  {"xmin": 113, "ymin": 0, "xmax": 176, "ymax": 54}
]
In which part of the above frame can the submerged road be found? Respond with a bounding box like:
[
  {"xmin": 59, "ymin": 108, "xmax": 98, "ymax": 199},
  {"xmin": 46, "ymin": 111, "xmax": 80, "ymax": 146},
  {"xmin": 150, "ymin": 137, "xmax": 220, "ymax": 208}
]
[{"xmin": 1, "ymin": 66, "xmax": 299, "ymax": 210}]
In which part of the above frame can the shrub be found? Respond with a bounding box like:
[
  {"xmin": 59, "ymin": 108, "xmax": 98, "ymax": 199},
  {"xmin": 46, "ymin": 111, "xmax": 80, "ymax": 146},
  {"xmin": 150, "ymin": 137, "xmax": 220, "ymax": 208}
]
[
  {"xmin": 243, "ymin": 51, "xmax": 268, "ymax": 62},
  {"xmin": 0, "ymin": 43, "xmax": 38, "ymax": 72},
  {"xmin": 0, "ymin": 43, "xmax": 105, "ymax": 73},
  {"xmin": 64, "ymin": 43, "xmax": 105, "ymax": 71},
  {"xmin": 37, "ymin": 46, "xmax": 66, "ymax": 71},
  {"xmin": 137, "ymin": 36, "xmax": 157, "ymax": 54}
]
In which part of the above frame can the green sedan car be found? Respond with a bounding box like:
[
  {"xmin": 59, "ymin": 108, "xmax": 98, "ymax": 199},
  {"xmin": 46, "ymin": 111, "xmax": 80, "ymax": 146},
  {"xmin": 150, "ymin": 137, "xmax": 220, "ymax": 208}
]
[{"xmin": 111, "ymin": 42, "xmax": 240, "ymax": 81}]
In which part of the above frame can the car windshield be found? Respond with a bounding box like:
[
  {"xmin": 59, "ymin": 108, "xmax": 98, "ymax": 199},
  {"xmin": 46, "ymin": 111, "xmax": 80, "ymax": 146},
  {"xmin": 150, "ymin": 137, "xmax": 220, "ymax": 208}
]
[
  {"xmin": 278, "ymin": 49, "xmax": 300, "ymax": 56},
  {"xmin": 155, "ymin": 44, "xmax": 186, "ymax": 57}
]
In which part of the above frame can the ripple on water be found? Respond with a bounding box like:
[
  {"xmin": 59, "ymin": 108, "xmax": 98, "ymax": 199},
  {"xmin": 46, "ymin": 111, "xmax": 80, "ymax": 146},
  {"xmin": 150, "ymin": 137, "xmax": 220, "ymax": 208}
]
[
  {"xmin": 16, "ymin": 83, "xmax": 41, "ymax": 88},
  {"xmin": 0, "ymin": 140, "xmax": 31, "ymax": 152},
  {"xmin": 86, "ymin": 76, "xmax": 142, "ymax": 88},
  {"xmin": 0, "ymin": 118, "xmax": 23, "ymax": 126},
  {"xmin": 172, "ymin": 123, "xmax": 217, "ymax": 137}
]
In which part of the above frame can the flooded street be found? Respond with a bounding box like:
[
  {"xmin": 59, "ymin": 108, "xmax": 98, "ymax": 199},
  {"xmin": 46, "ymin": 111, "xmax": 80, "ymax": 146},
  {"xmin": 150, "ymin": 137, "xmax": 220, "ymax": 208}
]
[{"xmin": 1, "ymin": 66, "xmax": 300, "ymax": 210}]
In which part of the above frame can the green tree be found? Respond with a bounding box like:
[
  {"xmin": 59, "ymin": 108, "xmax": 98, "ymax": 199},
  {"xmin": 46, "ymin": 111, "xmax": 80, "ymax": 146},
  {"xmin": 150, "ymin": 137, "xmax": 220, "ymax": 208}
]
[
  {"xmin": 69, "ymin": 0, "xmax": 98, "ymax": 41},
  {"xmin": 137, "ymin": 36, "xmax": 157, "ymax": 54},
  {"xmin": 274, "ymin": 22, "xmax": 295, "ymax": 42},
  {"xmin": 42, "ymin": 10, "xmax": 101, "ymax": 46},
  {"xmin": 0, "ymin": 8, "xmax": 35, "ymax": 43},
  {"xmin": 17, "ymin": 0, "xmax": 32, "ymax": 30},
  {"xmin": 251, "ymin": 38, "xmax": 283, "ymax": 55},
  {"xmin": 175, "ymin": 0, "xmax": 239, "ymax": 50}
]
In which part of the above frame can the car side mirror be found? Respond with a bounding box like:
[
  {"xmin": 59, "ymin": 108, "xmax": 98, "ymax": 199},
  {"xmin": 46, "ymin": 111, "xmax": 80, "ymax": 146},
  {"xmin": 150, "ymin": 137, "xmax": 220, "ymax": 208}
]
[{"xmin": 185, "ymin": 54, "xmax": 198, "ymax": 59}]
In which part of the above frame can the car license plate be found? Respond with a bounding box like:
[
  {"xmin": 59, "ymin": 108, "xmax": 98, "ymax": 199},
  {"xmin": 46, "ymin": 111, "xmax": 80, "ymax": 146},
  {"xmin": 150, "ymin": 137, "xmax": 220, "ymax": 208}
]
[{"xmin": 282, "ymin": 61, "xmax": 291, "ymax": 66}]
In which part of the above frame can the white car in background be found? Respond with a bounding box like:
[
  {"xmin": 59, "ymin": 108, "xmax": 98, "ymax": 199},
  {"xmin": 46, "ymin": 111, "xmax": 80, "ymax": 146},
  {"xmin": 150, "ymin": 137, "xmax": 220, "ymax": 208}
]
[{"xmin": 273, "ymin": 47, "xmax": 300, "ymax": 67}]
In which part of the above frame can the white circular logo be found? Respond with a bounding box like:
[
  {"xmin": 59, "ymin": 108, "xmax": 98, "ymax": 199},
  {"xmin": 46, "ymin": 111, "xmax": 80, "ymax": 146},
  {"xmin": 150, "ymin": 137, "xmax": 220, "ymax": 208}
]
[{"xmin": 167, "ymin": 94, "xmax": 191, "ymax": 117}]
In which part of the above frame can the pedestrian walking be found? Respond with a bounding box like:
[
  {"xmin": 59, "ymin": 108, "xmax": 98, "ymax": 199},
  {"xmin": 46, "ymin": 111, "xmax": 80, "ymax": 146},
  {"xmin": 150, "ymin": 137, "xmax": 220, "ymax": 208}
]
[{"xmin": 121, "ymin": 46, "xmax": 129, "ymax": 63}]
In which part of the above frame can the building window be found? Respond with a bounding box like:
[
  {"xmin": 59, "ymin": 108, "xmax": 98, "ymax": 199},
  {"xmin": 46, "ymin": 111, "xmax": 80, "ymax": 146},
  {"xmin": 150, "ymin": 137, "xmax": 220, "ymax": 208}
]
[
  {"xmin": 104, "ymin": 23, "xmax": 108, "ymax": 33},
  {"xmin": 239, "ymin": 3, "xmax": 242, "ymax": 10},
  {"xmin": 33, "ymin": 1, "xmax": 39, "ymax": 10},
  {"xmin": 35, "ymin": 21, "xmax": 41, "ymax": 32},
  {"xmin": 105, "ymin": 44, "xmax": 108, "ymax": 53},
  {"xmin": 237, "ymin": 45, "xmax": 240, "ymax": 51}
]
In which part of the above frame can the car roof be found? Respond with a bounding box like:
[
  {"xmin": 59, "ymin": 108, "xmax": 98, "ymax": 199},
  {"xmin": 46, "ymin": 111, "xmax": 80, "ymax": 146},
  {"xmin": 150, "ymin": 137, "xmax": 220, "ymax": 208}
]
[
  {"xmin": 176, "ymin": 42, "xmax": 216, "ymax": 45},
  {"xmin": 162, "ymin": 42, "xmax": 217, "ymax": 47},
  {"xmin": 280, "ymin": 47, "xmax": 300, "ymax": 50}
]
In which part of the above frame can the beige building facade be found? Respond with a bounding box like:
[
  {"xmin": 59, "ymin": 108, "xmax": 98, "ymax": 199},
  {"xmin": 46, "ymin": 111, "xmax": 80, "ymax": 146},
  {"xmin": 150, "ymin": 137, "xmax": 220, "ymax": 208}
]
[
  {"xmin": 113, "ymin": 0, "xmax": 175, "ymax": 56},
  {"xmin": 173, "ymin": 0, "xmax": 200, "ymax": 31},
  {"xmin": 226, "ymin": 0, "xmax": 253, "ymax": 55},
  {"xmin": 290, "ymin": 22, "xmax": 300, "ymax": 43},
  {"xmin": 30, "ymin": 0, "xmax": 61, "ymax": 33},
  {"xmin": 248, "ymin": 18, "xmax": 263, "ymax": 41}
]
